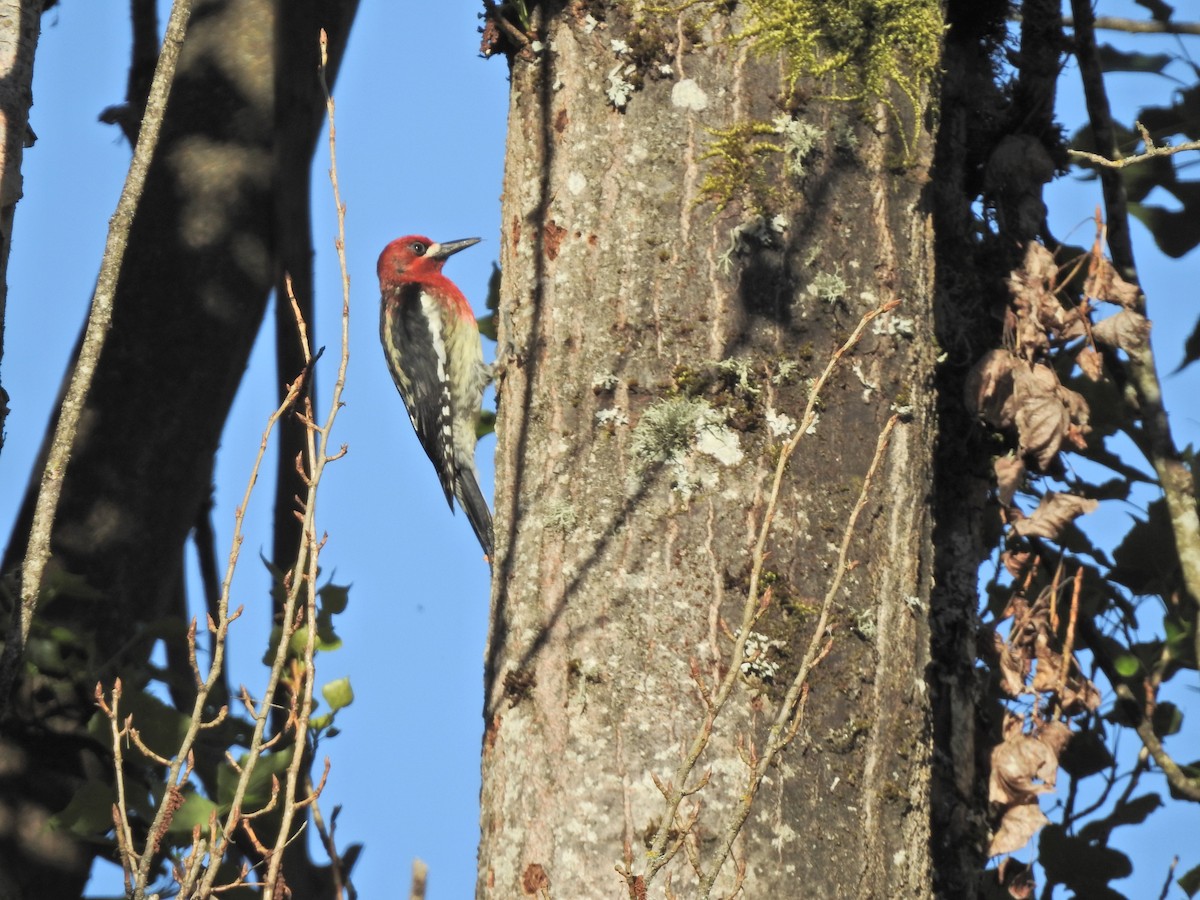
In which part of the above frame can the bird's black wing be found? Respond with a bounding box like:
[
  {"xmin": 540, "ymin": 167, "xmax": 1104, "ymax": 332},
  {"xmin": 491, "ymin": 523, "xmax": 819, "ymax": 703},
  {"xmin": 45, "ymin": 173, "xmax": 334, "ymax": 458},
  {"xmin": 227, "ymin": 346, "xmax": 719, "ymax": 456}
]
[{"xmin": 382, "ymin": 284, "xmax": 458, "ymax": 509}]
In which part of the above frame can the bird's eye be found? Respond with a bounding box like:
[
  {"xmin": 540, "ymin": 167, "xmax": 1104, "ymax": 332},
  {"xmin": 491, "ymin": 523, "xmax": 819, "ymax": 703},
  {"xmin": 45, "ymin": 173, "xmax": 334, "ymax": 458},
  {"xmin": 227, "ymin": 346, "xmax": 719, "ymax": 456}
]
[{"xmin": 410, "ymin": 242, "xmax": 426, "ymax": 256}]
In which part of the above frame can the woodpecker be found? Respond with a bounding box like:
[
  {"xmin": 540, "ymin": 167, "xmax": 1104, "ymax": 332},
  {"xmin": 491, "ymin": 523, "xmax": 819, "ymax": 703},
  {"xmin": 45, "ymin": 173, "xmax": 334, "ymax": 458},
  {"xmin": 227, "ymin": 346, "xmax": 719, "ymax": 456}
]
[{"xmin": 378, "ymin": 234, "xmax": 494, "ymax": 559}]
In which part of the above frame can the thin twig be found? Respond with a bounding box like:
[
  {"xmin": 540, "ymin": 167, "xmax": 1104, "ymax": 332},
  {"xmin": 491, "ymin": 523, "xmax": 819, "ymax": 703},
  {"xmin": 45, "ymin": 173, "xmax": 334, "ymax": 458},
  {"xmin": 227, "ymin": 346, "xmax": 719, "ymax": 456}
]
[
  {"xmin": 1114, "ymin": 683, "xmax": 1200, "ymax": 801},
  {"xmin": 1073, "ymin": 0, "xmax": 1200, "ymax": 683},
  {"xmin": 97, "ymin": 680, "xmax": 139, "ymax": 871},
  {"xmin": 698, "ymin": 416, "xmax": 900, "ymax": 898},
  {"xmin": 1064, "ymin": 15, "xmax": 1200, "ymax": 36},
  {"xmin": 0, "ymin": 0, "xmax": 195, "ymax": 713},
  {"xmin": 260, "ymin": 29, "xmax": 353, "ymax": 899},
  {"xmin": 639, "ymin": 299, "xmax": 898, "ymax": 886},
  {"xmin": 1069, "ymin": 121, "xmax": 1200, "ymax": 168},
  {"xmin": 1055, "ymin": 566, "xmax": 1082, "ymax": 703},
  {"xmin": 1156, "ymin": 856, "xmax": 1181, "ymax": 900},
  {"xmin": 410, "ymin": 859, "xmax": 429, "ymax": 900}
]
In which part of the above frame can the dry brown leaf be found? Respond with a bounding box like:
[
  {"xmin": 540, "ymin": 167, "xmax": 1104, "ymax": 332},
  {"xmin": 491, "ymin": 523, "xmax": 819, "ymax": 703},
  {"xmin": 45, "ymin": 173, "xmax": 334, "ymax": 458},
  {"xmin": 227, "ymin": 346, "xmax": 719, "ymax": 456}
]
[
  {"xmin": 966, "ymin": 349, "xmax": 1019, "ymax": 427},
  {"xmin": 1006, "ymin": 244, "xmax": 1088, "ymax": 353},
  {"xmin": 1084, "ymin": 254, "xmax": 1140, "ymax": 308},
  {"xmin": 988, "ymin": 801, "xmax": 1050, "ymax": 858},
  {"xmin": 990, "ymin": 731, "xmax": 1057, "ymax": 804},
  {"xmin": 1064, "ymin": 422, "xmax": 1089, "ymax": 451},
  {"xmin": 1012, "ymin": 364, "xmax": 1069, "ymax": 469},
  {"xmin": 1060, "ymin": 673, "xmax": 1103, "ymax": 714},
  {"xmin": 1076, "ymin": 346, "xmax": 1104, "ymax": 381},
  {"xmin": 1031, "ymin": 654, "xmax": 1064, "ymax": 693},
  {"xmin": 994, "ymin": 455, "xmax": 1026, "ymax": 506},
  {"xmin": 1060, "ymin": 382, "xmax": 1090, "ymax": 424},
  {"xmin": 1001, "ymin": 710, "xmax": 1026, "ymax": 741},
  {"xmin": 995, "ymin": 857, "xmax": 1036, "ymax": 899},
  {"xmin": 1092, "ymin": 309, "xmax": 1150, "ymax": 352},
  {"xmin": 1024, "ymin": 241, "xmax": 1058, "ymax": 282},
  {"xmin": 1002, "ymin": 549, "xmax": 1032, "ymax": 578},
  {"xmin": 1016, "ymin": 315, "xmax": 1049, "ymax": 356},
  {"xmin": 996, "ymin": 635, "xmax": 1028, "ymax": 698},
  {"xmin": 1038, "ymin": 720, "xmax": 1074, "ymax": 757},
  {"xmin": 1011, "ymin": 492, "xmax": 1098, "ymax": 540}
]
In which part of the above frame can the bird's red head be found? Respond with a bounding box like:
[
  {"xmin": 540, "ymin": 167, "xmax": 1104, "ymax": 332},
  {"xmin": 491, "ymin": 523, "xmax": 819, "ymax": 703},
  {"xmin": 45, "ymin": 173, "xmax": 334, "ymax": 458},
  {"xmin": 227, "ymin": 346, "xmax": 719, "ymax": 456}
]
[{"xmin": 377, "ymin": 235, "xmax": 481, "ymax": 287}]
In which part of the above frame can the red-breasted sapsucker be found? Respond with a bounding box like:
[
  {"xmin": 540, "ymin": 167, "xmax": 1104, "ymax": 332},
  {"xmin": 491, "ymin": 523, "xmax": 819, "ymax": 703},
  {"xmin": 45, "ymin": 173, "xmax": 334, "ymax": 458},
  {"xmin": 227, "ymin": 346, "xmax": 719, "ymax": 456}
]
[{"xmin": 378, "ymin": 235, "xmax": 494, "ymax": 559}]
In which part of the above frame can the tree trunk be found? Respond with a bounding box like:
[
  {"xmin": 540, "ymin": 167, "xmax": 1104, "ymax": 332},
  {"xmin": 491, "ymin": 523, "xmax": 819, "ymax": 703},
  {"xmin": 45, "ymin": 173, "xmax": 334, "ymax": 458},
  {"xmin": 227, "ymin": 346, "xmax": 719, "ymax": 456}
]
[
  {"xmin": 0, "ymin": 0, "xmax": 43, "ymax": 457},
  {"xmin": 481, "ymin": 7, "xmax": 946, "ymax": 897},
  {"xmin": 0, "ymin": 2, "xmax": 357, "ymax": 896}
]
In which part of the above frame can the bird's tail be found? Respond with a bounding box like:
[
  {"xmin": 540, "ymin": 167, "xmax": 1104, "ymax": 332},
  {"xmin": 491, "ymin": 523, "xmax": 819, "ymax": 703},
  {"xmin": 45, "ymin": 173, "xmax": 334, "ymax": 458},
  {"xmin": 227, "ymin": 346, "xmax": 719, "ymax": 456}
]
[{"xmin": 456, "ymin": 473, "xmax": 495, "ymax": 562}]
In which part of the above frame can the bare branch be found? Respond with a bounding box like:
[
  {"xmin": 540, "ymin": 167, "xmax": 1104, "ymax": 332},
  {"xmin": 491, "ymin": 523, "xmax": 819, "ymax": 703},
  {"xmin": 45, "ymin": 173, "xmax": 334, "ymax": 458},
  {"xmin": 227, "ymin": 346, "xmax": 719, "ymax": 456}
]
[
  {"xmin": 639, "ymin": 299, "xmax": 899, "ymax": 888},
  {"xmin": 698, "ymin": 415, "xmax": 900, "ymax": 897},
  {"xmin": 1069, "ymin": 121, "xmax": 1200, "ymax": 168},
  {"xmin": 0, "ymin": 0, "xmax": 194, "ymax": 713},
  {"xmin": 1064, "ymin": 15, "xmax": 1200, "ymax": 36},
  {"xmin": 1115, "ymin": 684, "xmax": 1200, "ymax": 801}
]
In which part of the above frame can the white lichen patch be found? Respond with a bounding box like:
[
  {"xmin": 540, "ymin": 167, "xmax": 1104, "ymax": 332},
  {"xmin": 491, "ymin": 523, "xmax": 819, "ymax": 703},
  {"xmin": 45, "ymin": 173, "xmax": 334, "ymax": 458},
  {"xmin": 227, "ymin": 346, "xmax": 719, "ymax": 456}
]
[
  {"xmin": 773, "ymin": 115, "xmax": 824, "ymax": 176},
  {"xmin": 543, "ymin": 499, "xmax": 578, "ymax": 532},
  {"xmin": 607, "ymin": 64, "xmax": 637, "ymax": 109},
  {"xmin": 851, "ymin": 360, "xmax": 878, "ymax": 402},
  {"xmin": 772, "ymin": 360, "xmax": 799, "ymax": 384},
  {"xmin": 715, "ymin": 357, "xmax": 759, "ymax": 395},
  {"xmin": 873, "ymin": 311, "xmax": 915, "ymax": 338},
  {"xmin": 695, "ymin": 414, "xmax": 744, "ymax": 466},
  {"xmin": 765, "ymin": 407, "xmax": 796, "ymax": 437},
  {"xmin": 630, "ymin": 397, "xmax": 743, "ymax": 495},
  {"xmin": 771, "ymin": 823, "xmax": 798, "ymax": 853},
  {"xmin": 595, "ymin": 407, "xmax": 628, "ymax": 428},
  {"xmin": 671, "ymin": 78, "xmax": 708, "ymax": 111},
  {"xmin": 567, "ymin": 171, "xmax": 587, "ymax": 195},
  {"xmin": 807, "ymin": 269, "xmax": 847, "ymax": 304},
  {"xmin": 717, "ymin": 215, "xmax": 789, "ymax": 273},
  {"xmin": 738, "ymin": 629, "xmax": 787, "ymax": 682}
]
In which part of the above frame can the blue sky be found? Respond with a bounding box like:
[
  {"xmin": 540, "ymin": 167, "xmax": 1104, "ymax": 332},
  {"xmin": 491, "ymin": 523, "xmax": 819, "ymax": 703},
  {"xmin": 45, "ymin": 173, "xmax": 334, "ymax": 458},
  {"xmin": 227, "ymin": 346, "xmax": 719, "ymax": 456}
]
[{"xmin": 0, "ymin": 2, "xmax": 1196, "ymax": 898}]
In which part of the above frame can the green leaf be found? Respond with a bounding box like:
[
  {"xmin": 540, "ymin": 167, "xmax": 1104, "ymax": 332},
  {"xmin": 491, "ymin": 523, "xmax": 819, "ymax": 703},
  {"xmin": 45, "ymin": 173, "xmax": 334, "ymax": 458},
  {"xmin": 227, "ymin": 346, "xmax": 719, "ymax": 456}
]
[
  {"xmin": 1129, "ymin": 202, "xmax": 1200, "ymax": 258},
  {"xmin": 1114, "ymin": 653, "xmax": 1142, "ymax": 677},
  {"xmin": 167, "ymin": 790, "xmax": 220, "ymax": 835},
  {"xmin": 477, "ymin": 264, "xmax": 501, "ymax": 341},
  {"xmin": 217, "ymin": 747, "xmax": 294, "ymax": 811},
  {"xmin": 1134, "ymin": 0, "xmax": 1174, "ymax": 23},
  {"xmin": 1059, "ymin": 728, "xmax": 1114, "ymax": 779},
  {"xmin": 1176, "ymin": 315, "xmax": 1200, "ymax": 373},
  {"xmin": 99, "ymin": 688, "xmax": 192, "ymax": 760},
  {"xmin": 1152, "ymin": 701, "xmax": 1183, "ymax": 737},
  {"xmin": 476, "ymin": 409, "xmax": 497, "ymax": 440},
  {"xmin": 319, "ymin": 582, "xmax": 351, "ymax": 615},
  {"xmin": 1111, "ymin": 500, "xmax": 1182, "ymax": 597},
  {"xmin": 1080, "ymin": 793, "xmax": 1162, "ymax": 838},
  {"xmin": 322, "ymin": 677, "xmax": 354, "ymax": 713},
  {"xmin": 1039, "ymin": 824, "xmax": 1132, "ymax": 893},
  {"xmin": 50, "ymin": 780, "xmax": 116, "ymax": 838},
  {"xmin": 1178, "ymin": 861, "xmax": 1200, "ymax": 897},
  {"xmin": 1096, "ymin": 44, "xmax": 1173, "ymax": 75}
]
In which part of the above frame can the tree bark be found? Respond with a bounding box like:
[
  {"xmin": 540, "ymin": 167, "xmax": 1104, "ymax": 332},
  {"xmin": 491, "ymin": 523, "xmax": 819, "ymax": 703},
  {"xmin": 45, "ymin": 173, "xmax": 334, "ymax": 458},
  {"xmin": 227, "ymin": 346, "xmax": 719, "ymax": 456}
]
[
  {"xmin": 0, "ymin": 0, "xmax": 43, "ymax": 457},
  {"xmin": 481, "ymin": 7, "xmax": 945, "ymax": 897},
  {"xmin": 0, "ymin": 2, "xmax": 357, "ymax": 896}
]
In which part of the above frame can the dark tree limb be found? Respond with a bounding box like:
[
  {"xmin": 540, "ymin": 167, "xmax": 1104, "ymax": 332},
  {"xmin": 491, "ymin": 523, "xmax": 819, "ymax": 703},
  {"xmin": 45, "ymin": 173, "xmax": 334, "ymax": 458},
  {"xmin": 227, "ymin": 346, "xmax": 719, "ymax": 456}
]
[{"xmin": 0, "ymin": 2, "xmax": 360, "ymax": 896}]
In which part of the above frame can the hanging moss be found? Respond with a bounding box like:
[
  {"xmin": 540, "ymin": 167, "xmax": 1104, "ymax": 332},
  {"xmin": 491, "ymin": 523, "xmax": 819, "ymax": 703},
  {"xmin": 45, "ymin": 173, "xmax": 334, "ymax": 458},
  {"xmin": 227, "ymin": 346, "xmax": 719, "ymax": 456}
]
[
  {"xmin": 739, "ymin": 0, "xmax": 942, "ymax": 124},
  {"xmin": 696, "ymin": 121, "xmax": 786, "ymax": 212},
  {"xmin": 637, "ymin": 0, "xmax": 943, "ymax": 206}
]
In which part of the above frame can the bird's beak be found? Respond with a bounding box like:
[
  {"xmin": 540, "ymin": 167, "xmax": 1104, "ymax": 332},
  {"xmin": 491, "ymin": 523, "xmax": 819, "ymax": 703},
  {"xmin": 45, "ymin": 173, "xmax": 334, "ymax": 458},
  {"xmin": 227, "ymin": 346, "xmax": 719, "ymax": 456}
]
[{"xmin": 428, "ymin": 237, "xmax": 481, "ymax": 260}]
